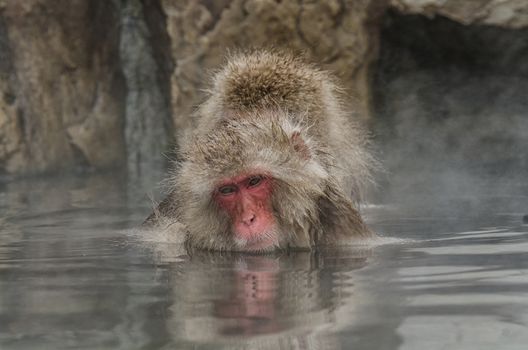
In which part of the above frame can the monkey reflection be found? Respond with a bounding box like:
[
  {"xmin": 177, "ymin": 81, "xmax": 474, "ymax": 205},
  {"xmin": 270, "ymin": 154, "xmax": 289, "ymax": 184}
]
[
  {"xmin": 214, "ymin": 257, "xmax": 280, "ymax": 335},
  {"xmin": 164, "ymin": 249, "xmax": 371, "ymax": 347}
]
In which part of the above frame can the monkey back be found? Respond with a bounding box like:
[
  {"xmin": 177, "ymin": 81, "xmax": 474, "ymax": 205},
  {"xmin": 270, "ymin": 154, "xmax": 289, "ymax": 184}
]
[{"xmin": 213, "ymin": 50, "xmax": 330, "ymax": 129}]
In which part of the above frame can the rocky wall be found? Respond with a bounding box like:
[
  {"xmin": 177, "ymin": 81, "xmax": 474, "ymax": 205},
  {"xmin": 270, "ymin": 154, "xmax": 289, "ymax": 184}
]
[
  {"xmin": 0, "ymin": 0, "xmax": 526, "ymax": 178},
  {"xmin": 0, "ymin": 0, "xmax": 125, "ymax": 176},
  {"xmin": 391, "ymin": 0, "xmax": 528, "ymax": 28}
]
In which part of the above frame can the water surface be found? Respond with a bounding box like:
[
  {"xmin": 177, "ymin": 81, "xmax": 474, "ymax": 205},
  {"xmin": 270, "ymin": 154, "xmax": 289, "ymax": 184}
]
[{"xmin": 1, "ymin": 174, "xmax": 527, "ymax": 349}]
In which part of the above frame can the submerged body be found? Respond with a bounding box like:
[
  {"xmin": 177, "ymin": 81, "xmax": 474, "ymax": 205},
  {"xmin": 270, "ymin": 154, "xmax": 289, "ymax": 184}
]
[{"xmin": 146, "ymin": 50, "xmax": 377, "ymax": 252}]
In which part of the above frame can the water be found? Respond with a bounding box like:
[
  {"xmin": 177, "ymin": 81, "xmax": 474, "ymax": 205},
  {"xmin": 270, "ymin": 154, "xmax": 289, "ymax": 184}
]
[{"xmin": 1, "ymin": 173, "xmax": 527, "ymax": 349}]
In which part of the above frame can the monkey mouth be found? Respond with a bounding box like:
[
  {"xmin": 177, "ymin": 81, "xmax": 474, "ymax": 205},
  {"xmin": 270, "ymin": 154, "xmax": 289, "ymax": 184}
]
[{"xmin": 233, "ymin": 231, "xmax": 279, "ymax": 252}]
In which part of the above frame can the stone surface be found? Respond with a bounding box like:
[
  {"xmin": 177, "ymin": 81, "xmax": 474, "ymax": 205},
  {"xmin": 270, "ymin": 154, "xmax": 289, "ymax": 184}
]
[
  {"xmin": 120, "ymin": 0, "xmax": 172, "ymax": 178},
  {"xmin": 0, "ymin": 0, "xmax": 125, "ymax": 176},
  {"xmin": 391, "ymin": 0, "xmax": 528, "ymax": 28}
]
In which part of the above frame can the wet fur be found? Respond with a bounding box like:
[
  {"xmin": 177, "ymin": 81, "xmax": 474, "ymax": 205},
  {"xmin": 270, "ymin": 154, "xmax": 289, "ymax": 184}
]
[{"xmin": 145, "ymin": 50, "xmax": 377, "ymax": 252}]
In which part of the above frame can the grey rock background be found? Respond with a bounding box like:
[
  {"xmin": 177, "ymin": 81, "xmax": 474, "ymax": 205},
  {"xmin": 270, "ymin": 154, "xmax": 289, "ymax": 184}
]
[
  {"xmin": 0, "ymin": 0, "xmax": 526, "ymax": 178},
  {"xmin": 391, "ymin": 0, "xmax": 528, "ymax": 28},
  {"xmin": 0, "ymin": 0, "xmax": 125, "ymax": 176},
  {"xmin": 119, "ymin": 0, "xmax": 171, "ymax": 179}
]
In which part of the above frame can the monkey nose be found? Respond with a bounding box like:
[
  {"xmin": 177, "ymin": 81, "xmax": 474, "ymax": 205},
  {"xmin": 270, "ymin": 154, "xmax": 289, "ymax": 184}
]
[{"xmin": 242, "ymin": 213, "xmax": 256, "ymax": 226}]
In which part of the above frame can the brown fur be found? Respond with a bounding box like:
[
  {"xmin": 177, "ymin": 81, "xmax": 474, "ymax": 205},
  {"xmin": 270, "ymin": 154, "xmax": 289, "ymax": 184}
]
[{"xmin": 145, "ymin": 50, "xmax": 377, "ymax": 252}]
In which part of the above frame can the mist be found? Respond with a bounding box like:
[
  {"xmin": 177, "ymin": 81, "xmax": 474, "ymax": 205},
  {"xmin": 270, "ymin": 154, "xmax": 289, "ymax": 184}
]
[{"xmin": 372, "ymin": 10, "xmax": 528, "ymax": 214}]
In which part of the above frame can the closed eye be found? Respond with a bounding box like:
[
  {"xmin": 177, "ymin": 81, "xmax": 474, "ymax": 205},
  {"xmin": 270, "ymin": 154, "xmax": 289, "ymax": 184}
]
[
  {"xmin": 247, "ymin": 176, "xmax": 263, "ymax": 188},
  {"xmin": 218, "ymin": 185, "xmax": 237, "ymax": 195}
]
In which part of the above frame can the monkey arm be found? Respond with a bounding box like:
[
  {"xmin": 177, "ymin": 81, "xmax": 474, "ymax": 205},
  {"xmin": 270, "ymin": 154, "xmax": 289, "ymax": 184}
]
[{"xmin": 318, "ymin": 183, "xmax": 374, "ymax": 243}]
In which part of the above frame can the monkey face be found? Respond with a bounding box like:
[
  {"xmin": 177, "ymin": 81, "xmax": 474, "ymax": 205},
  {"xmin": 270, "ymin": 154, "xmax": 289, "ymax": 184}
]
[{"xmin": 214, "ymin": 174, "xmax": 279, "ymax": 251}]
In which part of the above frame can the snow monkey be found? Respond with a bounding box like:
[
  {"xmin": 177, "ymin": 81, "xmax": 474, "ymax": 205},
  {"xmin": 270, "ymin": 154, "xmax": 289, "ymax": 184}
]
[{"xmin": 145, "ymin": 50, "xmax": 377, "ymax": 252}]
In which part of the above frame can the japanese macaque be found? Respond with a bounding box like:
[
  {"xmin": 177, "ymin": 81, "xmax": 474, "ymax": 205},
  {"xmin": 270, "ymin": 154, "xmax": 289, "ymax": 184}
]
[{"xmin": 145, "ymin": 50, "xmax": 377, "ymax": 252}]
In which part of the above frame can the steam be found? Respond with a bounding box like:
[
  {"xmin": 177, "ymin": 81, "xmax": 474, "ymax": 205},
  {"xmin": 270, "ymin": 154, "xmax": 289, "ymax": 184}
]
[{"xmin": 372, "ymin": 11, "xmax": 528, "ymax": 212}]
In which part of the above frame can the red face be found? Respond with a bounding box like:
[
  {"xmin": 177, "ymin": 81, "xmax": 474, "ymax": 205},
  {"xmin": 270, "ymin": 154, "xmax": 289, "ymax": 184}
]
[{"xmin": 214, "ymin": 174, "xmax": 277, "ymax": 251}]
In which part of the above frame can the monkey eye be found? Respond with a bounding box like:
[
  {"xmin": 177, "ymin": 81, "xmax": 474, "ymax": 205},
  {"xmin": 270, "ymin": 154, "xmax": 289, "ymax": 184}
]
[
  {"xmin": 247, "ymin": 176, "xmax": 264, "ymax": 188},
  {"xmin": 218, "ymin": 185, "xmax": 237, "ymax": 195}
]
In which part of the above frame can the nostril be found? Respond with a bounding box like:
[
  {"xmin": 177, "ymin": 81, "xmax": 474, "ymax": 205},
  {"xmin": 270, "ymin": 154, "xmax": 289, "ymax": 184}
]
[{"xmin": 243, "ymin": 214, "xmax": 256, "ymax": 225}]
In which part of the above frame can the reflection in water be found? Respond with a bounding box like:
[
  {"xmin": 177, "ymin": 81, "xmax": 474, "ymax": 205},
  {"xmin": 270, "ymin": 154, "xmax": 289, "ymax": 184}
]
[
  {"xmin": 163, "ymin": 250, "xmax": 370, "ymax": 349},
  {"xmin": 215, "ymin": 258, "xmax": 281, "ymax": 334},
  {"xmin": 1, "ymin": 173, "xmax": 528, "ymax": 349}
]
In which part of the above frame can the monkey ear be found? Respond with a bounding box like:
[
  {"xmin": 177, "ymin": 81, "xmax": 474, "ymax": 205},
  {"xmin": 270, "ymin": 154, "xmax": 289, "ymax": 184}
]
[{"xmin": 291, "ymin": 131, "xmax": 311, "ymax": 160}]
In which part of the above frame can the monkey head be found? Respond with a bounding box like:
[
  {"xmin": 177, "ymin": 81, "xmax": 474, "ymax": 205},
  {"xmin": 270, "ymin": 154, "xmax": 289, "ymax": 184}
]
[{"xmin": 172, "ymin": 111, "xmax": 333, "ymax": 252}]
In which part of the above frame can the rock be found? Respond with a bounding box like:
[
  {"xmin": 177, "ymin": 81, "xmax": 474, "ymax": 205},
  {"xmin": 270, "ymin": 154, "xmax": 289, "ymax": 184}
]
[
  {"xmin": 119, "ymin": 0, "xmax": 172, "ymax": 178},
  {"xmin": 0, "ymin": 0, "xmax": 125, "ymax": 175},
  {"xmin": 391, "ymin": 0, "xmax": 528, "ymax": 29}
]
